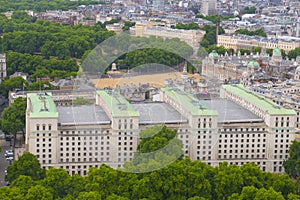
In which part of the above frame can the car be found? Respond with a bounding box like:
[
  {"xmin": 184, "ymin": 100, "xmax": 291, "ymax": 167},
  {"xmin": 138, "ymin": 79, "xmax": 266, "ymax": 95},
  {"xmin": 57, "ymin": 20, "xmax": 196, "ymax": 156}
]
[
  {"xmin": 5, "ymin": 150, "xmax": 13, "ymax": 160},
  {"xmin": 5, "ymin": 136, "xmax": 11, "ymax": 142},
  {"xmin": 6, "ymin": 157, "xmax": 13, "ymax": 161}
]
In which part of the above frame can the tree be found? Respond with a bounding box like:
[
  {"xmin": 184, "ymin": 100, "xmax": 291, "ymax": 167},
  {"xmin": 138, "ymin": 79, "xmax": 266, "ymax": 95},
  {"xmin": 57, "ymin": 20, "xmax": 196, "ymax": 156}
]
[
  {"xmin": 27, "ymin": 81, "xmax": 54, "ymax": 91},
  {"xmin": 72, "ymin": 97, "xmax": 93, "ymax": 106},
  {"xmin": 41, "ymin": 168, "xmax": 71, "ymax": 199},
  {"xmin": 0, "ymin": 97, "xmax": 27, "ymax": 146},
  {"xmin": 240, "ymin": 48, "xmax": 251, "ymax": 55},
  {"xmin": 6, "ymin": 152, "xmax": 46, "ymax": 183},
  {"xmin": 288, "ymin": 47, "xmax": 300, "ymax": 60},
  {"xmin": 242, "ymin": 6, "xmax": 257, "ymax": 14},
  {"xmin": 252, "ymin": 47, "xmax": 262, "ymax": 54},
  {"xmin": 0, "ymin": 76, "xmax": 27, "ymax": 98},
  {"xmin": 77, "ymin": 192, "xmax": 101, "ymax": 200},
  {"xmin": 11, "ymin": 175, "xmax": 36, "ymax": 196},
  {"xmin": 214, "ymin": 162, "xmax": 244, "ymax": 199},
  {"xmin": 254, "ymin": 188, "xmax": 284, "ymax": 200},
  {"xmin": 235, "ymin": 28, "xmax": 266, "ymax": 37},
  {"xmin": 174, "ymin": 22, "xmax": 200, "ymax": 30},
  {"xmin": 25, "ymin": 185, "xmax": 53, "ymax": 200},
  {"xmin": 206, "ymin": 45, "xmax": 230, "ymax": 55},
  {"xmin": 122, "ymin": 21, "xmax": 136, "ymax": 31},
  {"xmin": 283, "ymin": 140, "xmax": 300, "ymax": 178}
]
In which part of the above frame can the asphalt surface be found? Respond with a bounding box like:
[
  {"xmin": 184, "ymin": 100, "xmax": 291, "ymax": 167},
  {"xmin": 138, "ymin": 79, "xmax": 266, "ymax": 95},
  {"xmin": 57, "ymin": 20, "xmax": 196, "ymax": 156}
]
[{"xmin": 0, "ymin": 139, "xmax": 12, "ymax": 187}]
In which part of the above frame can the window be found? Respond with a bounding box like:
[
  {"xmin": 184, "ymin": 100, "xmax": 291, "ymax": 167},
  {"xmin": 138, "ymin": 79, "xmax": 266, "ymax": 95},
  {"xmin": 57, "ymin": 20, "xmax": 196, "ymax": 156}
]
[
  {"xmin": 48, "ymin": 125, "xmax": 52, "ymax": 131},
  {"xmin": 37, "ymin": 125, "xmax": 40, "ymax": 131}
]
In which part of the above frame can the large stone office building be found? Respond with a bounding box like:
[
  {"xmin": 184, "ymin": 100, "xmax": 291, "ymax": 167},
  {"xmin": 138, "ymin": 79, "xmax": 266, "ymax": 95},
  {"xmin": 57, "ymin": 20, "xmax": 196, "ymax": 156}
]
[
  {"xmin": 218, "ymin": 34, "xmax": 300, "ymax": 53},
  {"xmin": 25, "ymin": 85, "xmax": 296, "ymax": 175}
]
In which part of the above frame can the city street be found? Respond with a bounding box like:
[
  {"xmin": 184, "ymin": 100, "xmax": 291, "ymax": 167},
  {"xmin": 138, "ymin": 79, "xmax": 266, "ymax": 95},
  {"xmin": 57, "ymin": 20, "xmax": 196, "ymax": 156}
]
[{"xmin": 0, "ymin": 139, "xmax": 12, "ymax": 187}]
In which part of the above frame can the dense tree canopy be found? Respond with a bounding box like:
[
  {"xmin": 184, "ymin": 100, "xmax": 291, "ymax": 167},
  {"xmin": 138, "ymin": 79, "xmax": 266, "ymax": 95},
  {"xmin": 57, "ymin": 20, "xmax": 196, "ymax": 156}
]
[
  {"xmin": 288, "ymin": 47, "xmax": 300, "ymax": 60},
  {"xmin": 195, "ymin": 14, "xmax": 238, "ymax": 24},
  {"xmin": 0, "ymin": 97, "xmax": 26, "ymax": 145},
  {"xmin": 242, "ymin": 6, "xmax": 257, "ymax": 14},
  {"xmin": 71, "ymin": 97, "xmax": 93, "ymax": 106},
  {"xmin": 6, "ymin": 152, "xmax": 46, "ymax": 182},
  {"xmin": 2, "ymin": 151, "xmax": 300, "ymax": 200},
  {"xmin": 200, "ymin": 25, "xmax": 225, "ymax": 48},
  {"xmin": 0, "ymin": 76, "xmax": 26, "ymax": 97},
  {"xmin": 83, "ymin": 35, "xmax": 194, "ymax": 73},
  {"xmin": 2, "ymin": 126, "xmax": 300, "ymax": 199},
  {"xmin": 283, "ymin": 141, "xmax": 300, "ymax": 179},
  {"xmin": 122, "ymin": 21, "xmax": 136, "ymax": 31},
  {"xmin": 0, "ymin": 0, "xmax": 103, "ymax": 12},
  {"xmin": 173, "ymin": 22, "xmax": 200, "ymax": 30},
  {"xmin": 235, "ymin": 28, "xmax": 267, "ymax": 37}
]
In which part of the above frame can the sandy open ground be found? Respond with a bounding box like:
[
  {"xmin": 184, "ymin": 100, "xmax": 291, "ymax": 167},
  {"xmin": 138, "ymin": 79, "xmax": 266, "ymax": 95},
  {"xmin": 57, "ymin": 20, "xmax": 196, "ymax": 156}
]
[{"xmin": 94, "ymin": 72, "xmax": 202, "ymax": 89}]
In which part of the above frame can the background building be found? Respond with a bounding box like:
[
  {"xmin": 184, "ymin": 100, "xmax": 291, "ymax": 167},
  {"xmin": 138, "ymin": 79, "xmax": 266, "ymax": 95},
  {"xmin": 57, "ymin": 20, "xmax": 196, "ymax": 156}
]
[
  {"xmin": 130, "ymin": 22, "xmax": 205, "ymax": 50},
  {"xmin": 0, "ymin": 54, "xmax": 6, "ymax": 81},
  {"xmin": 200, "ymin": 0, "xmax": 217, "ymax": 16},
  {"xmin": 218, "ymin": 34, "xmax": 300, "ymax": 53}
]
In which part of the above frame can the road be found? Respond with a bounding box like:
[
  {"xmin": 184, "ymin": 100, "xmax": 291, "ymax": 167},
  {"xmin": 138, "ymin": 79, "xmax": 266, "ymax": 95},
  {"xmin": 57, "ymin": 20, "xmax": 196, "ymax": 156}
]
[{"xmin": 0, "ymin": 139, "xmax": 12, "ymax": 186}]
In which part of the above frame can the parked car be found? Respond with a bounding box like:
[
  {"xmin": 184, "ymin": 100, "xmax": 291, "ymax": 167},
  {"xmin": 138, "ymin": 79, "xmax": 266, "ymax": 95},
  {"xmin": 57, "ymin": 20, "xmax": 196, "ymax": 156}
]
[
  {"xmin": 5, "ymin": 136, "xmax": 11, "ymax": 142},
  {"xmin": 5, "ymin": 150, "xmax": 13, "ymax": 160}
]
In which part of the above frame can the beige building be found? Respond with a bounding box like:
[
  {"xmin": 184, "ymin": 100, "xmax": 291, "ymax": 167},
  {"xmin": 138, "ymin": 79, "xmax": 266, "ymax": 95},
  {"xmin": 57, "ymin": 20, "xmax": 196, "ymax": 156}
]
[
  {"xmin": 130, "ymin": 22, "xmax": 205, "ymax": 49},
  {"xmin": 25, "ymin": 85, "xmax": 296, "ymax": 175},
  {"xmin": 200, "ymin": 0, "xmax": 216, "ymax": 16},
  {"xmin": 106, "ymin": 23, "xmax": 123, "ymax": 34},
  {"xmin": 217, "ymin": 34, "xmax": 300, "ymax": 53},
  {"xmin": 0, "ymin": 54, "xmax": 6, "ymax": 81}
]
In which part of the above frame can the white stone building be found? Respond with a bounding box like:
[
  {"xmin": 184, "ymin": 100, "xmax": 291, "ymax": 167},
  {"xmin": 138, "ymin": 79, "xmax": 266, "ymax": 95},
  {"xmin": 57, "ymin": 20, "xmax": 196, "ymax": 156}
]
[{"xmin": 25, "ymin": 85, "xmax": 296, "ymax": 175}]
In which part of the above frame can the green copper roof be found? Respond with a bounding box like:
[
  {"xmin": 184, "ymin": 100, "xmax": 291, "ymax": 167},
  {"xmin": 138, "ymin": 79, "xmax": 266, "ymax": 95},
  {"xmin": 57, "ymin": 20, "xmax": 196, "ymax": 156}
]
[
  {"xmin": 273, "ymin": 47, "xmax": 282, "ymax": 55},
  {"xmin": 247, "ymin": 60, "xmax": 260, "ymax": 68},
  {"xmin": 27, "ymin": 93, "xmax": 58, "ymax": 118},
  {"xmin": 208, "ymin": 50, "xmax": 219, "ymax": 58},
  {"xmin": 161, "ymin": 88, "xmax": 218, "ymax": 116},
  {"xmin": 97, "ymin": 90, "xmax": 139, "ymax": 117},
  {"xmin": 222, "ymin": 84, "xmax": 296, "ymax": 115}
]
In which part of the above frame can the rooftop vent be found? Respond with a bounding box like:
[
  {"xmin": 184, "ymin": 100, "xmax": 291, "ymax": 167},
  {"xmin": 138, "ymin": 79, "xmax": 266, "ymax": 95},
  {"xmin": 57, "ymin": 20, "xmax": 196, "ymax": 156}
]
[
  {"xmin": 117, "ymin": 103, "xmax": 127, "ymax": 110},
  {"xmin": 273, "ymin": 105, "xmax": 281, "ymax": 109}
]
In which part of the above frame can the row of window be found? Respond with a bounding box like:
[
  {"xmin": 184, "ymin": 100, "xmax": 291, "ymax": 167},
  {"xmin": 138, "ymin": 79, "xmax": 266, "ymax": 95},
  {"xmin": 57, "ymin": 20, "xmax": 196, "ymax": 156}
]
[
  {"xmin": 220, "ymin": 133, "xmax": 266, "ymax": 138},
  {"xmin": 219, "ymin": 139, "xmax": 266, "ymax": 143},
  {"xmin": 60, "ymin": 142, "xmax": 110, "ymax": 146},
  {"xmin": 37, "ymin": 124, "xmax": 52, "ymax": 131},
  {"xmin": 61, "ymin": 152, "xmax": 110, "ymax": 157},
  {"xmin": 219, "ymin": 149, "xmax": 265, "ymax": 153},
  {"xmin": 60, "ymin": 130, "xmax": 110, "ymax": 135},
  {"xmin": 60, "ymin": 147, "xmax": 110, "ymax": 151},
  {"xmin": 218, "ymin": 154, "xmax": 265, "ymax": 159},
  {"xmin": 60, "ymin": 157, "xmax": 110, "ymax": 163},
  {"xmin": 219, "ymin": 143, "xmax": 266, "ymax": 148}
]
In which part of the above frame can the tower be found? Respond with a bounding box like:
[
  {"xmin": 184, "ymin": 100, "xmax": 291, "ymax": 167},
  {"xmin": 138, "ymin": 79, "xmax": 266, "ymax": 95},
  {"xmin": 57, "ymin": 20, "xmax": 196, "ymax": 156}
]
[
  {"xmin": 200, "ymin": 0, "xmax": 216, "ymax": 16},
  {"xmin": 0, "ymin": 54, "xmax": 6, "ymax": 82}
]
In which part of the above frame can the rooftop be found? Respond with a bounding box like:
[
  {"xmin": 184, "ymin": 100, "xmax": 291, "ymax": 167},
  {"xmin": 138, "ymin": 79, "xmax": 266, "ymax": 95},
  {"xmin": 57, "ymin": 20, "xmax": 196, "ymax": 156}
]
[
  {"xmin": 202, "ymin": 99, "xmax": 263, "ymax": 123},
  {"xmin": 27, "ymin": 93, "xmax": 58, "ymax": 118},
  {"xmin": 132, "ymin": 102, "xmax": 187, "ymax": 124},
  {"xmin": 97, "ymin": 90, "xmax": 140, "ymax": 117},
  {"xmin": 161, "ymin": 88, "xmax": 218, "ymax": 116},
  {"xmin": 57, "ymin": 105, "xmax": 110, "ymax": 126},
  {"xmin": 222, "ymin": 84, "xmax": 297, "ymax": 115}
]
